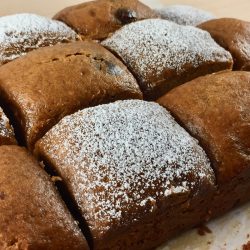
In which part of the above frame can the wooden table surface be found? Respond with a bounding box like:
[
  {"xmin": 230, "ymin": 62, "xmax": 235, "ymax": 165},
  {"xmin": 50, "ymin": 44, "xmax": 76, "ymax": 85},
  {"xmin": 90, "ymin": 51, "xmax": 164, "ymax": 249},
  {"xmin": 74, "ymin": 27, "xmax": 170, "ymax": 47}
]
[{"xmin": 0, "ymin": 0, "xmax": 249, "ymax": 21}]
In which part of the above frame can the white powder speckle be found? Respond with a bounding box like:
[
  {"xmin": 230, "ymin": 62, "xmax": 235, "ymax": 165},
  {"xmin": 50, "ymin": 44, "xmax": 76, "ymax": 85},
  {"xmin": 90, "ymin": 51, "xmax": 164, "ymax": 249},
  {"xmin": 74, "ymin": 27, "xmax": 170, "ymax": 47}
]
[
  {"xmin": 0, "ymin": 13, "xmax": 79, "ymax": 64},
  {"xmin": 0, "ymin": 107, "xmax": 14, "ymax": 139},
  {"xmin": 102, "ymin": 19, "xmax": 232, "ymax": 91},
  {"xmin": 157, "ymin": 5, "xmax": 215, "ymax": 26},
  {"xmin": 39, "ymin": 100, "xmax": 215, "ymax": 236}
]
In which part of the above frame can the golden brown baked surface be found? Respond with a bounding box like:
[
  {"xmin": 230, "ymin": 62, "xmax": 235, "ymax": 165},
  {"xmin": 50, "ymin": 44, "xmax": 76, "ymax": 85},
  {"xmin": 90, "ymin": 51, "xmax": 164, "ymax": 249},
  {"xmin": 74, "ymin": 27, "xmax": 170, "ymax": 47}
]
[
  {"xmin": 158, "ymin": 71, "xmax": 250, "ymax": 218},
  {"xmin": 0, "ymin": 107, "xmax": 16, "ymax": 145},
  {"xmin": 158, "ymin": 71, "xmax": 250, "ymax": 184},
  {"xmin": 199, "ymin": 18, "xmax": 250, "ymax": 70},
  {"xmin": 0, "ymin": 13, "xmax": 79, "ymax": 65},
  {"xmin": 53, "ymin": 0, "xmax": 159, "ymax": 40},
  {"xmin": 102, "ymin": 19, "xmax": 233, "ymax": 100},
  {"xmin": 0, "ymin": 41, "xmax": 142, "ymax": 150},
  {"xmin": 35, "ymin": 100, "xmax": 215, "ymax": 249},
  {"xmin": 0, "ymin": 145, "xmax": 88, "ymax": 250}
]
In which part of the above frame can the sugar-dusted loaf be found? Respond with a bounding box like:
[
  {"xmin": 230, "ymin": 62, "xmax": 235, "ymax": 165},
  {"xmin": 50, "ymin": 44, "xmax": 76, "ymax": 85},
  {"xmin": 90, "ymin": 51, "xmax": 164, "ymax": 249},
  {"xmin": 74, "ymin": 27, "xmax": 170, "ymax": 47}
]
[
  {"xmin": 199, "ymin": 18, "xmax": 250, "ymax": 70},
  {"xmin": 35, "ymin": 100, "xmax": 216, "ymax": 250},
  {"xmin": 0, "ymin": 41, "xmax": 142, "ymax": 150},
  {"xmin": 0, "ymin": 107, "xmax": 16, "ymax": 145},
  {"xmin": 102, "ymin": 19, "xmax": 233, "ymax": 100},
  {"xmin": 0, "ymin": 13, "xmax": 79, "ymax": 65},
  {"xmin": 157, "ymin": 5, "xmax": 214, "ymax": 26},
  {"xmin": 0, "ymin": 145, "xmax": 88, "ymax": 250},
  {"xmin": 158, "ymin": 71, "xmax": 250, "ymax": 217},
  {"xmin": 54, "ymin": 0, "xmax": 159, "ymax": 40}
]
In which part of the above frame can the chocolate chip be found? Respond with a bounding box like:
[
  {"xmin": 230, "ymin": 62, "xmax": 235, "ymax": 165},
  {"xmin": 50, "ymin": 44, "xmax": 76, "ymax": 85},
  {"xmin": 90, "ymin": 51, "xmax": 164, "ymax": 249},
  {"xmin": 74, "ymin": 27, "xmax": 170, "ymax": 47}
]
[
  {"xmin": 0, "ymin": 191, "xmax": 5, "ymax": 200},
  {"xmin": 115, "ymin": 8, "xmax": 137, "ymax": 24},
  {"xmin": 89, "ymin": 9, "xmax": 96, "ymax": 17}
]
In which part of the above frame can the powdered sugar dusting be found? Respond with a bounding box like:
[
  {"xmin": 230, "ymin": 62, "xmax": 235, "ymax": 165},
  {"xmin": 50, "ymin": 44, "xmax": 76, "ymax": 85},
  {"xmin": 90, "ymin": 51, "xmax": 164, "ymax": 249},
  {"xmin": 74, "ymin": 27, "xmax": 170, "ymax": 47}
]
[
  {"xmin": 0, "ymin": 13, "xmax": 79, "ymax": 64},
  {"xmin": 39, "ymin": 100, "xmax": 215, "ymax": 235},
  {"xmin": 102, "ymin": 19, "xmax": 232, "ymax": 89},
  {"xmin": 157, "ymin": 5, "xmax": 215, "ymax": 26},
  {"xmin": 0, "ymin": 107, "xmax": 14, "ymax": 139}
]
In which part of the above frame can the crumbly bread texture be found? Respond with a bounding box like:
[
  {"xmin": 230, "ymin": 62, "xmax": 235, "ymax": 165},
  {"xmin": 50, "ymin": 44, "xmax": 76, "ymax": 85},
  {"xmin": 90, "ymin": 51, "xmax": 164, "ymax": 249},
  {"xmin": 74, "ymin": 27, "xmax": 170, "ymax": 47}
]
[
  {"xmin": 102, "ymin": 19, "xmax": 233, "ymax": 100},
  {"xmin": 35, "ymin": 100, "xmax": 216, "ymax": 249},
  {"xmin": 0, "ymin": 13, "xmax": 79, "ymax": 65},
  {"xmin": 158, "ymin": 71, "xmax": 250, "ymax": 217},
  {"xmin": 199, "ymin": 18, "xmax": 250, "ymax": 70},
  {"xmin": 157, "ymin": 5, "xmax": 214, "ymax": 26},
  {"xmin": 0, "ymin": 145, "xmax": 88, "ymax": 250},
  {"xmin": 0, "ymin": 41, "xmax": 142, "ymax": 150},
  {"xmin": 54, "ymin": 0, "xmax": 159, "ymax": 40},
  {"xmin": 0, "ymin": 107, "xmax": 16, "ymax": 145}
]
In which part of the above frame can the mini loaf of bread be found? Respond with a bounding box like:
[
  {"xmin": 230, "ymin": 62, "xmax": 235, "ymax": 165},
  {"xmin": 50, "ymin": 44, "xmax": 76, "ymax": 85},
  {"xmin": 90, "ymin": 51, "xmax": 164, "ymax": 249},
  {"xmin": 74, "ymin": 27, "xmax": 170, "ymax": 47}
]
[
  {"xmin": 102, "ymin": 19, "xmax": 233, "ymax": 100},
  {"xmin": 0, "ymin": 145, "xmax": 88, "ymax": 250},
  {"xmin": 0, "ymin": 107, "xmax": 16, "ymax": 145},
  {"xmin": 199, "ymin": 18, "xmax": 250, "ymax": 70},
  {"xmin": 54, "ymin": 0, "xmax": 159, "ymax": 40},
  {"xmin": 35, "ymin": 100, "xmax": 216, "ymax": 250},
  {"xmin": 0, "ymin": 13, "xmax": 79, "ymax": 65},
  {"xmin": 157, "ymin": 5, "xmax": 214, "ymax": 26},
  {"xmin": 158, "ymin": 71, "xmax": 250, "ymax": 217},
  {"xmin": 0, "ymin": 41, "xmax": 142, "ymax": 150}
]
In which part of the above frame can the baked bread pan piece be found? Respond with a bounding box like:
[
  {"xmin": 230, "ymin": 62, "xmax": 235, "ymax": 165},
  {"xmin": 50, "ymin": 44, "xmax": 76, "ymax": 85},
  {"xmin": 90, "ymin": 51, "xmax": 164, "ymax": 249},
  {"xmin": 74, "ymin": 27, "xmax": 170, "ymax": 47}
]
[
  {"xmin": 0, "ymin": 145, "xmax": 89, "ymax": 250},
  {"xmin": 158, "ymin": 71, "xmax": 250, "ymax": 218},
  {"xmin": 54, "ymin": 0, "xmax": 159, "ymax": 40},
  {"xmin": 0, "ymin": 41, "xmax": 142, "ymax": 150},
  {"xmin": 35, "ymin": 100, "xmax": 216, "ymax": 250},
  {"xmin": 102, "ymin": 19, "xmax": 233, "ymax": 100},
  {"xmin": 199, "ymin": 18, "xmax": 250, "ymax": 71},
  {"xmin": 0, "ymin": 13, "xmax": 79, "ymax": 65}
]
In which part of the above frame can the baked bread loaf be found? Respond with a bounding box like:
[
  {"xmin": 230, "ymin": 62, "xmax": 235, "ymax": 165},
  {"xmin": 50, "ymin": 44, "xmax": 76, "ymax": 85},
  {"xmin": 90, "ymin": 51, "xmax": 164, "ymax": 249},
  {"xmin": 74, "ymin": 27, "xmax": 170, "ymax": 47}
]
[
  {"xmin": 0, "ymin": 145, "xmax": 88, "ymax": 250},
  {"xmin": 0, "ymin": 41, "xmax": 142, "ymax": 150},
  {"xmin": 35, "ymin": 100, "xmax": 216, "ymax": 250},
  {"xmin": 0, "ymin": 107, "xmax": 16, "ymax": 145},
  {"xmin": 199, "ymin": 18, "xmax": 250, "ymax": 70},
  {"xmin": 157, "ymin": 5, "xmax": 214, "ymax": 26},
  {"xmin": 0, "ymin": 13, "xmax": 79, "ymax": 65},
  {"xmin": 158, "ymin": 71, "xmax": 250, "ymax": 217},
  {"xmin": 102, "ymin": 19, "xmax": 233, "ymax": 100},
  {"xmin": 0, "ymin": 1, "xmax": 249, "ymax": 249},
  {"xmin": 54, "ymin": 0, "xmax": 159, "ymax": 40}
]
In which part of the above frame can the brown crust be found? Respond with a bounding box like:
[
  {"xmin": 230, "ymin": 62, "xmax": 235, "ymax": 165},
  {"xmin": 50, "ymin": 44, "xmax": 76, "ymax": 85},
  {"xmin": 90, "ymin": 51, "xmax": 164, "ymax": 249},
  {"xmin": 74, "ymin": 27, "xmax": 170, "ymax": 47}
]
[
  {"xmin": 0, "ymin": 13, "xmax": 80, "ymax": 65},
  {"xmin": 198, "ymin": 18, "xmax": 250, "ymax": 70},
  {"xmin": 34, "ymin": 100, "xmax": 216, "ymax": 249},
  {"xmin": 158, "ymin": 71, "xmax": 250, "ymax": 217},
  {"xmin": 0, "ymin": 145, "xmax": 88, "ymax": 250},
  {"xmin": 53, "ymin": 0, "xmax": 159, "ymax": 40},
  {"xmin": 0, "ymin": 41, "xmax": 142, "ymax": 150}
]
